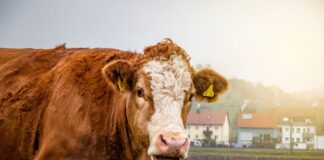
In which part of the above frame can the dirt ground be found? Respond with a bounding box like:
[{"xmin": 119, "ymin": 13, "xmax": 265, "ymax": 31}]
[{"xmin": 188, "ymin": 155, "xmax": 323, "ymax": 160}]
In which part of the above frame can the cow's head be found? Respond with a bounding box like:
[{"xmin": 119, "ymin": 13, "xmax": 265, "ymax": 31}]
[{"xmin": 102, "ymin": 39, "xmax": 228, "ymax": 160}]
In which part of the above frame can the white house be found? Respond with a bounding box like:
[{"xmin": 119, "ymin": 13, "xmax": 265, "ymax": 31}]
[
  {"xmin": 186, "ymin": 109, "xmax": 229, "ymax": 146},
  {"xmin": 315, "ymin": 133, "xmax": 324, "ymax": 149},
  {"xmin": 268, "ymin": 107, "xmax": 323, "ymax": 150},
  {"xmin": 315, "ymin": 112, "xmax": 324, "ymax": 149},
  {"xmin": 276, "ymin": 116, "xmax": 316, "ymax": 149}
]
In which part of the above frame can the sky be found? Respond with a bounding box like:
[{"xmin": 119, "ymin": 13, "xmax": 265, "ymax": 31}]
[{"xmin": 1, "ymin": 0, "xmax": 324, "ymax": 93}]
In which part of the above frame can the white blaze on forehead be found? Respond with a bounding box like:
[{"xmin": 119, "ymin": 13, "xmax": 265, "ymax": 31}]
[{"xmin": 143, "ymin": 54, "xmax": 192, "ymax": 155}]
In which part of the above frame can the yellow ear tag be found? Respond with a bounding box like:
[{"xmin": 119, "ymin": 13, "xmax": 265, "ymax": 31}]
[
  {"xmin": 203, "ymin": 84, "xmax": 214, "ymax": 97},
  {"xmin": 117, "ymin": 77, "xmax": 126, "ymax": 93}
]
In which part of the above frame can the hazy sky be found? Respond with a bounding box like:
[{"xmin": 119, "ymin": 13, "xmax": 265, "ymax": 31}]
[{"xmin": 1, "ymin": 0, "xmax": 324, "ymax": 92}]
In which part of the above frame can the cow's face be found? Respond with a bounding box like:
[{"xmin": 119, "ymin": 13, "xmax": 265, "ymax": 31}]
[{"xmin": 102, "ymin": 42, "xmax": 228, "ymax": 160}]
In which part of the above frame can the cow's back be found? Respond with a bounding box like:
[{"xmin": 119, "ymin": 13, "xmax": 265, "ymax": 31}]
[
  {"xmin": 0, "ymin": 47, "xmax": 76, "ymax": 159},
  {"xmin": 0, "ymin": 46, "xmax": 140, "ymax": 159}
]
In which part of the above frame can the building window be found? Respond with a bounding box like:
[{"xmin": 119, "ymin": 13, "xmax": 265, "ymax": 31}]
[
  {"xmin": 292, "ymin": 128, "xmax": 294, "ymax": 133},
  {"xmin": 307, "ymin": 128, "xmax": 310, "ymax": 132},
  {"xmin": 283, "ymin": 117, "xmax": 289, "ymax": 122},
  {"xmin": 285, "ymin": 137, "xmax": 289, "ymax": 142},
  {"xmin": 215, "ymin": 135, "xmax": 218, "ymax": 140},
  {"xmin": 196, "ymin": 126, "xmax": 199, "ymax": 129},
  {"xmin": 296, "ymin": 128, "xmax": 301, "ymax": 133},
  {"xmin": 297, "ymin": 138, "xmax": 300, "ymax": 143},
  {"xmin": 285, "ymin": 128, "xmax": 289, "ymax": 132},
  {"xmin": 240, "ymin": 132, "xmax": 253, "ymax": 141},
  {"xmin": 215, "ymin": 126, "xmax": 218, "ymax": 130},
  {"xmin": 242, "ymin": 114, "xmax": 252, "ymax": 119},
  {"xmin": 187, "ymin": 125, "xmax": 190, "ymax": 129},
  {"xmin": 195, "ymin": 135, "xmax": 198, "ymax": 139},
  {"xmin": 306, "ymin": 118, "xmax": 311, "ymax": 123}
]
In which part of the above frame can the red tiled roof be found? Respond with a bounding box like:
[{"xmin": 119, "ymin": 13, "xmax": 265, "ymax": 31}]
[
  {"xmin": 237, "ymin": 112, "xmax": 277, "ymax": 128},
  {"xmin": 187, "ymin": 109, "xmax": 227, "ymax": 125}
]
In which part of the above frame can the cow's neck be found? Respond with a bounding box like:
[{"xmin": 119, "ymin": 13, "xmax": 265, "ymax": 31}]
[{"xmin": 111, "ymin": 94, "xmax": 147, "ymax": 160}]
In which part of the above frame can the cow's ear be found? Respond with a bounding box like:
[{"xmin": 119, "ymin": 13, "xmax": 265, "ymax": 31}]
[
  {"xmin": 102, "ymin": 60, "xmax": 135, "ymax": 93},
  {"xmin": 193, "ymin": 68, "xmax": 228, "ymax": 103}
]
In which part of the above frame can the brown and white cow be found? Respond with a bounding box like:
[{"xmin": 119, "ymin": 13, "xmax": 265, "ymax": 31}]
[{"xmin": 0, "ymin": 39, "xmax": 228, "ymax": 160}]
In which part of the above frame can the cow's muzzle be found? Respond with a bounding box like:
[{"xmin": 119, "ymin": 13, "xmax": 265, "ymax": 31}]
[{"xmin": 150, "ymin": 132, "xmax": 189, "ymax": 160}]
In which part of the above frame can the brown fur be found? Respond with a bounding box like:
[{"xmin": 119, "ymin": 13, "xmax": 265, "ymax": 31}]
[
  {"xmin": 0, "ymin": 39, "xmax": 228, "ymax": 160},
  {"xmin": 0, "ymin": 47, "xmax": 144, "ymax": 160}
]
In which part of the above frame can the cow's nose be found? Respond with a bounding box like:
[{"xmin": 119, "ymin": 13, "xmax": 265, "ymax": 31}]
[{"xmin": 156, "ymin": 132, "xmax": 189, "ymax": 156}]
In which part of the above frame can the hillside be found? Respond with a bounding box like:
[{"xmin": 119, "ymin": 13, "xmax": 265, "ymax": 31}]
[{"xmin": 295, "ymin": 86, "xmax": 324, "ymax": 100}]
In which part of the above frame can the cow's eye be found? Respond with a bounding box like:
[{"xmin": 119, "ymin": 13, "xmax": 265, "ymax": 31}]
[{"xmin": 137, "ymin": 88, "xmax": 145, "ymax": 97}]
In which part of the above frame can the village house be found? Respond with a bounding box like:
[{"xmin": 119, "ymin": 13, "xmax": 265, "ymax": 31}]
[
  {"xmin": 269, "ymin": 107, "xmax": 318, "ymax": 149},
  {"xmin": 186, "ymin": 109, "xmax": 230, "ymax": 146},
  {"xmin": 315, "ymin": 112, "xmax": 324, "ymax": 149},
  {"xmin": 235, "ymin": 107, "xmax": 324, "ymax": 150},
  {"xmin": 275, "ymin": 116, "xmax": 316, "ymax": 149},
  {"xmin": 235, "ymin": 112, "xmax": 277, "ymax": 148}
]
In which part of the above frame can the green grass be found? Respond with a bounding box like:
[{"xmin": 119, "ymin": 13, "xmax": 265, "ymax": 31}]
[{"xmin": 189, "ymin": 148, "xmax": 324, "ymax": 159}]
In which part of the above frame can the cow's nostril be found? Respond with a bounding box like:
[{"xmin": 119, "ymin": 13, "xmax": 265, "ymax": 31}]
[{"xmin": 160, "ymin": 134, "xmax": 168, "ymax": 146}]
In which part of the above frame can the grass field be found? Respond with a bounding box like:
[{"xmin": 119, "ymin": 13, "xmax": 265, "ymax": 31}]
[{"xmin": 188, "ymin": 148, "xmax": 324, "ymax": 160}]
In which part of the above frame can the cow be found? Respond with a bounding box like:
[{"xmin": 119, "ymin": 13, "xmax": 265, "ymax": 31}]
[{"xmin": 0, "ymin": 39, "xmax": 228, "ymax": 160}]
